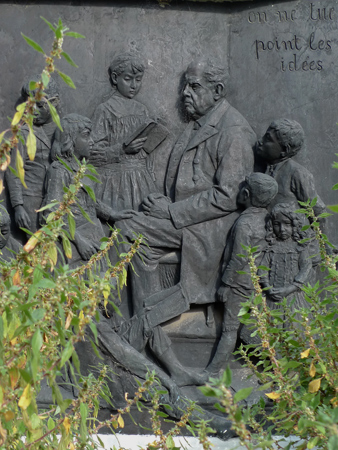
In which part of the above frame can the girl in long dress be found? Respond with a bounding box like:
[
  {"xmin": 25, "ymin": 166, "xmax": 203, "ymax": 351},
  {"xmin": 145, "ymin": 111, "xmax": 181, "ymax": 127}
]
[
  {"xmin": 91, "ymin": 53, "xmax": 158, "ymax": 211},
  {"xmin": 259, "ymin": 203, "xmax": 313, "ymax": 328}
]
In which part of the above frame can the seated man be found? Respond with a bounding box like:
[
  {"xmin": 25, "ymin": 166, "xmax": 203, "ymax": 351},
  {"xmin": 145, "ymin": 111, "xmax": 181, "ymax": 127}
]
[{"xmin": 116, "ymin": 57, "xmax": 256, "ymax": 324}]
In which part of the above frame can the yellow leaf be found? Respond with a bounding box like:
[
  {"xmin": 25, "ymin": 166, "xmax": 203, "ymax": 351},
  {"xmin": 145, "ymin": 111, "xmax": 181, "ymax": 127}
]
[
  {"xmin": 13, "ymin": 270, "xmax": 21, "ymax": 286},
  {"xmin": 11, "ymin": 108, "xmax": 24, "ymax": 126},
  {"xmin": 26, "ymin": 126, "xmax": 36, "ymax": 161},
  {"xmin": 265, "ymin": 392, "xmax": 281, "ymax": 400},
  {"xmin": 0, "ymin": 386, "xmax": 3, "ymax": 407},
  {"xmin": 0, "ymin": 179, "xmax": 3, "ymax": 195},
  {"xmin": 0, "ymin": 131, "xmax": 6, "ymax": 146},
  {"xmin": 15, "ymin": 150, "xmax": 27, "ymax": 188},
  {"xmin": 117, "ymin": 414, "xmax": 124, "ymax": 428},
  {"xmin": 300, "ymin": 348, "xmax": 310, "ymax": 359},
  {"xmin": 308, "ymin": 378, "xmax": 322, "ymax": 393},
  {"xmin": 309, "ymin": 362, "xmax": 316, "ymax": 378},
  {"xmin": 0, "ymin": 154, "xmax": 10, "ymax": 171},
  {"xmin": 0, "ymin": 419, "xmax": 7, "ymax": 446},
  {"xmin": 3, "ymin": 411, "xmax": 15, "ymax": 422},
  {"xmin": 47, "ymin": 244, "xmax": 58, "ymax": 267},
  {"xmin": 9, "ymin": 368, "xmax": 19, "ymax": 389},
  {"xmin": 18, "ymin": 384, "xmax": 32, "ymax": 410},
  {"xmin": 23, "ymin": 230, "xmax": 42, "ymax": 253},
  {"xmin": 65, "ymin": 312, "xmax": 73, "ymax": 330},
  {"xmin": 103, "ymin": 285, "xmax": 110, "ymax": 300},
  {"xmin": 69, "ymin": 444, "xmax": 75, "ymax": 450},
  {"xmin": 79, "ymin": 310, "xmax": 84, "ymax": 321},
  {"xmin": 63, "ymin": 417, "xmax": 71, "ymax": 434}
]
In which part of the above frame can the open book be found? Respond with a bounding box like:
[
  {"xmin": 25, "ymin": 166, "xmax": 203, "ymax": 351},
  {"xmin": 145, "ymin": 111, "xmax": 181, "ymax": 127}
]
[{"xmin": 124, "ymin": 120, "xmax": 169, "ymax": 154}]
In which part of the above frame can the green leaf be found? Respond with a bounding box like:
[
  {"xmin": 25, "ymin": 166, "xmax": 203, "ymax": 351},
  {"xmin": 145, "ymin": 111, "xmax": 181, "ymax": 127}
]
[
  {"xmin": 68, "ymin": 214, "xmax": 76, "ymax": 240},
  {"xmin": 36, "ymin": 279, "xmax": 56, "ymax": 289},
  {"xmin": 199, "ymin": 386, "xmax": 221, "ymax": 397},
  {"xmin": 83, "ymin": 184, "xmax": 96, "ymax": 202},
  {"xmin": 317, "ymin": 212, "xmax": 332, "ymax": 218},
  {"xmin": 61, "ymin": 51, "xmax": 78, "ymax": 68},
  {"xmin": 62, "ymin": 236, "xmax": 72, "ymax": 259},
  {"xmin": 327, "ymin": 205, "xmax": 338, "ymax": 213},
  {"xmin": 47, "ymin": 417, "xmax": 55, "ymax": 430},
  {"xmin": 29, "ymin": 81, "xmax": 38, "ymax": 91},
  {"xmin": 31, "ymin": 329, "xmax": 43, "ymax": 356},
  {"xmin": 310, "ymin": 197, "xmax": 317, "ymax": 207},
  {"xmin": 37, "ymin": 201, "xmax": 59, "ymax": 213},
  {"xmin": 233, "ymin": 387, "xmax": 253, "ymax": 403},
  {"xmin": 21, "ymin": 33, "xmax": 45, "ymax": 54},
  {"xmin": 64, "ymin": 31, "xmax": 85, "ymax": 38},
  {"xmin": 41, "ymin": 71, "xmax": 49, "ymax": 89},
  {"xmin": 60, "ymin": 340, "xmax": 74, "ymax": 368},
  {"xmin": 40, "ymin": 16, "xmax": 55, "ymax": 32},
  {"xmin": 56, "ymin": 70, "xmax": 76, "ymax": 89},
  {"xmin": 85, "ymin": 173, "xmax": 101, "ymax": 183},
  {"xmin": 328, "ymin": 436, "xmax": 338, "ymax": 450},
  {"xmin": 46, "ymin": 99, "xmax": 63, "ymax": 131},
  {"xmin": 26, "ymin": 125, "xmax": 37, "ymax": 161},
  {"xmin": 77, "ymin": 203, "xmax": 94, "ymax": 224},
  {"xmin": 222, "ymin": 365, "xmax": 232, "ymax": 387},
  {"xmin": 56, "ymin": 156, "xmax": 72, "ymax": 172},
  {"xmin": 332, "ymin": 183, "xmax": 338, "ymax": 190},
  {"xmin": 80, "ymin": 402, "xmax": 88, "ymax": 441}
]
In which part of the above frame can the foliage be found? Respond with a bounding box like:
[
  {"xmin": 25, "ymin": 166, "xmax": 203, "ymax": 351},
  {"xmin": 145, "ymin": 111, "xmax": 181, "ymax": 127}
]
[
  {"xmin": 0, "ymin": 17, "xmax": 214, "ymax": 450},
  {"xmin": 201, "ymin": 197, "xmax": 338, "ymax": 450}
]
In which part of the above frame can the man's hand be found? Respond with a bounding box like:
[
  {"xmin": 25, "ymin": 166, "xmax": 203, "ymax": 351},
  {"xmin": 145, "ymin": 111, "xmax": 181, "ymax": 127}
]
[
  {"xmin": 109, "ymin": 209, "xmax": 137, "ymax": 222},
  {"xmin": 269, "ymin": 285, "xmax": 297, "ymax": 302},
  {"xmin": 88, "ymin": 148, "xmax": 108, "ymax": 166},
  {"xmin": 124, "ymin": 137, "xmax": 147, "ymax": 155},
  {"xmin": 217, "ymin": 285, "xmax": 231, "ymax": 304},
  {"xmin": 142, "ymin": 193, "xmax": 171, "ymax": 219},
  {"xmin": 14, "ymin": 205, "xmax": 31, "ymax": 229},
  {"xmin": 74, "ymin": 233, "xmax": 100, "ymax": 261}
]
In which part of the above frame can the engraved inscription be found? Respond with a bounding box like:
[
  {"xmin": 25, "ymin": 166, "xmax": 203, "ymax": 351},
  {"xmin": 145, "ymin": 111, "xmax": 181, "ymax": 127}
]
[{"xmin": 249, "ymin": 3, "xmax": 334, "ymax": 72}]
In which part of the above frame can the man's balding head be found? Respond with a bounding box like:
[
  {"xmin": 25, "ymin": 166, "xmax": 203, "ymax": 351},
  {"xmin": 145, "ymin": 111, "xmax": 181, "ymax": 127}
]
[{"xmin": 183, "ymin": 57, "xmax": 227, "ymax": 119}]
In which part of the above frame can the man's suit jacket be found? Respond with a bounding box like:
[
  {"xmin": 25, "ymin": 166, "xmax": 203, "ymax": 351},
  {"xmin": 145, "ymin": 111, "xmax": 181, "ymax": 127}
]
[{"xmin": 165, "ymin": 98, "xmax": 256, "ymax": 304}]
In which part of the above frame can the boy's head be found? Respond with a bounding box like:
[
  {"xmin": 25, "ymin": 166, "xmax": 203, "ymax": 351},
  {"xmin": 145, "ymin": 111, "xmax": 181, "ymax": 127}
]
[
  {"xmin": 237, "ymin": 173, "xmax": 278, "ymax": 209},
  {"xmin": 51, "ymin": 114, "xmax": 93, "ymax": 161},
  {"xmin": 257, "ymin": 119, "xmax": 305, "ymax": 164},
  {"xmin": 21, "ymin": 76, "xmax": 60, "ymax": 126},
  {"xmin": 108, "ymin": 52, "xmax": 145, "ymax": 99},
  {"xmin": 0, "ymin": 206, "xmax": 10, "ymax": 249}
]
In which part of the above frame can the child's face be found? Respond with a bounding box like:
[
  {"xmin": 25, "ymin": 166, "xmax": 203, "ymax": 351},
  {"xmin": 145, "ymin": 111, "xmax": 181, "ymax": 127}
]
[
  {"xmin": 0, "ymin": 222, "xmax": 10, "ymax": 249},
  {"xmin": 74, "ymin": 127, "xmax": 93, "ymax": 160},
  {"xmin": 272, "ymin": 212, "xmax": 293, "ymax": 241},
  {"xmin": 113, "ymin": 66, "xmax": 143, "ymax": 99},
  {"xmin": 33, "ymin": 97, "xmax": 58, "ymax": 126},
  {"xmin": 257, "ymin": 127, "xmax": 284, "ymax": 163}
]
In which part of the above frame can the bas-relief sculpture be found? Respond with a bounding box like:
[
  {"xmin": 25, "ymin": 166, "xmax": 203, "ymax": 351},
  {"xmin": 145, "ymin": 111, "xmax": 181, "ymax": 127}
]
[{"xmin": 3, "ymin": 48, "xmax": 327, "ymax": 436}]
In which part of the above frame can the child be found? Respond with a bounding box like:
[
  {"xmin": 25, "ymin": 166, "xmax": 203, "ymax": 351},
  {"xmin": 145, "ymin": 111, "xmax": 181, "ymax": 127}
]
[
  {"xmin": 256, "ymin": 118, "xmax": 325, "ymax": 217},
  {"xmin": 259, "ymin": 203, "xmax": 313, "ymax": 326},
  {"xmin": 90, "ymin": 52, "xmax": 159, "ymax": 212},
  {"xmin": 6, "ymin": 76, "xmax": 60, "ymax": 235},
  {"xmin": 205, "ymin": 173, "xmax": 278, "ymax": 374},
  {"xmin": 0, "ymin": 205, "xmax": 22, "ymax": 262},
  {"xmin": 42, "ymin": 114, "xmax": 135, "ymax": 268}
]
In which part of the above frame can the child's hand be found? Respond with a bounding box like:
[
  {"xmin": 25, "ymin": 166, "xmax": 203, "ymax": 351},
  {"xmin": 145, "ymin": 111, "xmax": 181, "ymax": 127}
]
[
  {"xmin": 88, "ymin": 148, "xmax": 107, "ymax": 166},
  {"xmin": 14, "ymin": 205, "xmax": 31, "ymax": 230},
  {"xmin": 124, "ymin": 137, "xmax": 147, "ymax": 154},
  {"xmin": 217, "ymin": 285, "xmax": 231, "ymax": 304}
]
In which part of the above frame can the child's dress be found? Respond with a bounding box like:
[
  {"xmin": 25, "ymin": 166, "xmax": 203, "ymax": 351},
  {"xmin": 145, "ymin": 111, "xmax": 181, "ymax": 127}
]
[
  {"xmin": 259, "ymin": 239, "xmax": 313, "ymax": 326},
  {"xmin": 92, "ymin": 93, "xmax": 158, "ymax": 211}
]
